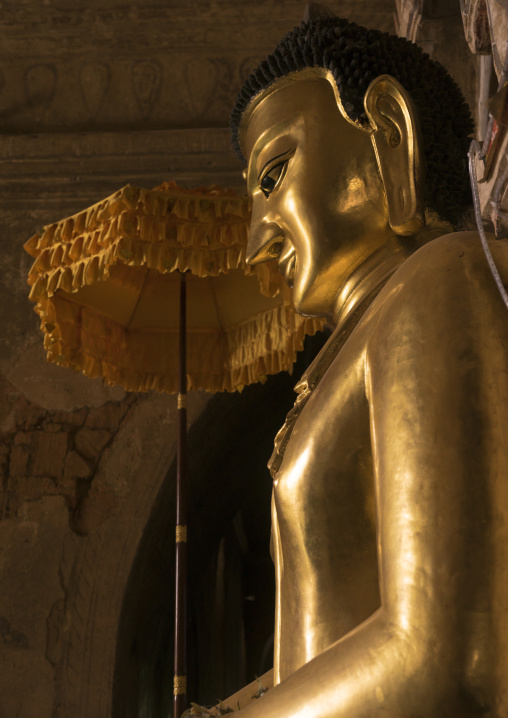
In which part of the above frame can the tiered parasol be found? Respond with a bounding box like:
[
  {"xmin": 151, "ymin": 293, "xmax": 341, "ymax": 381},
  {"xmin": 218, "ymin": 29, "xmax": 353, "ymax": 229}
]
[{"xmin": 24, "ymin": 181, "xmax": 324, "ymax": 717}]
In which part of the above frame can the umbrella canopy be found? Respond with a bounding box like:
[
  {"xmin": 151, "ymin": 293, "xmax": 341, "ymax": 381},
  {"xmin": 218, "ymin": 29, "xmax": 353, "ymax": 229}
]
[{"xmin": 24, "ymin": 182, "xmax": 324, "ymax": 393}]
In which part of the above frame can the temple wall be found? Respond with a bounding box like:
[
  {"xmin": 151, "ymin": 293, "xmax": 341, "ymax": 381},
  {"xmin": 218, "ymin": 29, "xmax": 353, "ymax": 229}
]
[{"xmin": 0, "ymin": 381, "xmax": 209, "ymax": 718}]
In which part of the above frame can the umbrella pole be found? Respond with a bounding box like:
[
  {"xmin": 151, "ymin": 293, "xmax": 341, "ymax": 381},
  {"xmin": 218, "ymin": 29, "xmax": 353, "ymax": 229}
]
[{"xmin": 174, "ymin": 271, "xmax": 188, "ymax": 718}]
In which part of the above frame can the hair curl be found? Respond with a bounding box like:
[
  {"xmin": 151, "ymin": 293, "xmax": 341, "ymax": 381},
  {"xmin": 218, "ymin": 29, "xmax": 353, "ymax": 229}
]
[{"xmin": 230, "ymin": 18, "xmax": 473, "ymax": 226}]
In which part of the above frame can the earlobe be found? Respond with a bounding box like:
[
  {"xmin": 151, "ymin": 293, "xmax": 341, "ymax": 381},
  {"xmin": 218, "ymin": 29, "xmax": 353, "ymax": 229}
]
[{"xmin": 364, "ymin": 75, "xmax": 425, "ymax": 236}]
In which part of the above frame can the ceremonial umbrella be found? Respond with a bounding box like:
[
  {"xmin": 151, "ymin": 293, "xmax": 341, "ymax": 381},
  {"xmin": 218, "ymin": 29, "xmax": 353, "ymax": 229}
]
[{"xmin": 24, "ymin": 181, "xmax": 324, "ymax": 717}]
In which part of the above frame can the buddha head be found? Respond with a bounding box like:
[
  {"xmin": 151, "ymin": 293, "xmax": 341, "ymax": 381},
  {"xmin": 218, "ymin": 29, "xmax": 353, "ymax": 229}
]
[{"xmin": 231, "ymin": 19, "xmax": 473, "ymax": 317}]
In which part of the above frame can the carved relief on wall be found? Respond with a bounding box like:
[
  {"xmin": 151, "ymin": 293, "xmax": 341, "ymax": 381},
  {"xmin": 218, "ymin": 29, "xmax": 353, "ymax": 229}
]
[
  {"xmin": 80, "ymin": 63, "xmax": 110, "ymax": 121},
  {"xmin": 0, "ymin": 1, "xmax": 397, "ymax": 136},
  {"xmin": 131, "ymin": 60, "xmax": 162, "ymax": 120},
  {"xmin": 7, "ymin": 54, "xmax": 251, "ymax": 132},
  {"xmin": 24, "ymin": 64, "xmax": 57, "ymax": 122},
  {"xmin": 183, "ymin": 57, "xmax": 219, "ymax": 118}
]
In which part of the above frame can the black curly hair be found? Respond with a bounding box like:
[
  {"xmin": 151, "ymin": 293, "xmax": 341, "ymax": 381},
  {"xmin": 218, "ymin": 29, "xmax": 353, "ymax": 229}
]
[{"xmin": 230, "ymin": 18, "xmax": 474, "ymax": 226}]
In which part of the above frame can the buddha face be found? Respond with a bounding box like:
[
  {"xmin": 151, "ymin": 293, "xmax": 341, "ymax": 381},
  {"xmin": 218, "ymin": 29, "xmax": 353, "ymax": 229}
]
[{"xmin": 242, "ymin": 77, "xmax": 393, "ymax": 317}]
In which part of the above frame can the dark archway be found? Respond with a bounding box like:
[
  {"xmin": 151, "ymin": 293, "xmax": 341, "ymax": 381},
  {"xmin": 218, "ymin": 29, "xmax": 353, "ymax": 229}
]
[{"xmin": 113, "ymin": 332, "xmax": 329, "ymax": 718}]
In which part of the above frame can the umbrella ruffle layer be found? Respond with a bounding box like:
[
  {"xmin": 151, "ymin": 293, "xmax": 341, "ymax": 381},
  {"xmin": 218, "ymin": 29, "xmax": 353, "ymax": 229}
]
[
  {"xmin": 34, "ymin": 291, "xmax": 322, "ymax": 393},
  {"xmin": 25, "ymin": 182, "xmax": 280, "ymax": 300},
  {"xmin": 25, "ymin": 183, "xmax": 325, "ymax": 393}
]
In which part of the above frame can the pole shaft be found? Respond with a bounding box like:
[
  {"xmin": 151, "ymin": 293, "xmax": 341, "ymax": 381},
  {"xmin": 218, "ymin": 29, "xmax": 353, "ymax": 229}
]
[{"xmin": 174, "ymin": 272, "xmax": 188, "ymax": 718}]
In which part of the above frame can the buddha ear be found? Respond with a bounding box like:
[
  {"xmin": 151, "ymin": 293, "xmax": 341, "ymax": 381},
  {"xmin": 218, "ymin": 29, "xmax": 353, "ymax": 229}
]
[{"xmin": 364, "ymin": 75, "xmax": 425, "ymax": 236}]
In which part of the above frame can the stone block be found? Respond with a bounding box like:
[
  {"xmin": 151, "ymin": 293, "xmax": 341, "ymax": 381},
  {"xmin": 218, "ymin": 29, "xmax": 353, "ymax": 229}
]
[
  {"xmin": 0, "ymin": 382, "xmax": 47, "ymax": 433},
  {"xmin": 64, "ymin": 451, "xmax": 91, "ymax": 480},
  {"xmin": 0, "ymin": 445, "xmax": 10, "ymax": 477},
  {"xmin": 12, "ymin": 476, "xmax": 60, "ymax": 506},
  {"xmin": 0, "ymin": 376, "xmax": 15, "ymax": 433},
  {"xmin": 13, "ymin": 398, "xmax": 46, "ymax": 432},
  {"xmin": 85, "ymin": 402, "xmax": 127, "ymax": 430},
  {"xmin": 41, "ymin": 423, "xmax": 64, "ymax": 433},
  {"xmin": 50, "ymin": 407, "xmax": 87, "ymax": 427},
  {"xmin": 74, "ymin": 428, "xmax": 111, "ymax": 461},
  {"xmin": 9, "ymin": 444, "xmax": 29, "ymax": 478},
  {"xmin": 30, "ymin": 431, "xmax": 67, "ymax": 479},
  {"xmin": 72, "ymin": 488, "xmax": 119, "ymax": 535}
]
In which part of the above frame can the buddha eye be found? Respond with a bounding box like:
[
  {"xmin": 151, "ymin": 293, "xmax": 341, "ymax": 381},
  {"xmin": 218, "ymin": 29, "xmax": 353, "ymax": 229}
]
[{"xmin": 259, "ymin": 160, "xmax": 288, "ymax": 198}]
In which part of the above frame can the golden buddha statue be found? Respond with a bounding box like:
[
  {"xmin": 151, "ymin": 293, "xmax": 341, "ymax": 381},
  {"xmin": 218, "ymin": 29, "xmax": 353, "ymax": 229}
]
[{"xmin": 227, "ymin": 17, "xmax": 508, "ymax": 718}]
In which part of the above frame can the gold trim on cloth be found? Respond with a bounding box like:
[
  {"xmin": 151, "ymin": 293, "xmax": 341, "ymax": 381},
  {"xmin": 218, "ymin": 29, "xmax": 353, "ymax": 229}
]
[
  {"xmin": 173, "ymin": 675, "xmax": 187, "ymax": 696},
  {"xmin": 177, "ymin": 394, "xmax": 187, "ymax": 409},
  {"xmin": 176, "ymin": 525, "xmax": 188, "ymax": 543}
]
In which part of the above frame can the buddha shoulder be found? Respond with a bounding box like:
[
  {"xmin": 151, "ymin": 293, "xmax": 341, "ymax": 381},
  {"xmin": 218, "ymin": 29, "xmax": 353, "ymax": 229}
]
[
  {"xmin": 375, "ymin": 231, "xmax": 508, "ymax": 322},
  {"xmin": 364, "ymin": 231, "xmax": 508, "ymax": 367}
]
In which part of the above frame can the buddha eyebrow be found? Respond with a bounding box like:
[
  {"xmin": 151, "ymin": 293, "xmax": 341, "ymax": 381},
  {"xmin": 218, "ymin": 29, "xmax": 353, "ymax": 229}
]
[{"xmin": 257, "ymin": 150, "xmax": 292, "ymax": 181}]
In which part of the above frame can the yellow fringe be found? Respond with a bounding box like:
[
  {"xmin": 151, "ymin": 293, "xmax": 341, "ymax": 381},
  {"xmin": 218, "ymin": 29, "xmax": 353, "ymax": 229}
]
[
  {"xmin": 25, "ymin": 183, "xmax": 282, "ymax": 299},
  {"xmin": 25, "ymin": 182, "xmax": 326, "ymax": 394},
  {"xmin": 34, "ymin": 294, "xmax": 324, "ymax": 393}
]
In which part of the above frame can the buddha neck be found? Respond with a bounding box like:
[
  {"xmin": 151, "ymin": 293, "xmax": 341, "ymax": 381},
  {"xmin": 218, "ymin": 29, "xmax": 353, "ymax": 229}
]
[{"xmin": 331, "ymin": 218, "xmax": 452, "ymax": 330}]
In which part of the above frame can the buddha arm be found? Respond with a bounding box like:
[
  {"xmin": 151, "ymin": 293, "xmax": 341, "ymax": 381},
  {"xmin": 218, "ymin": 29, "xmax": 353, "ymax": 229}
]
[{"xmin": 237, "ymin": 239, "xmax": 508, "ymax": 718}]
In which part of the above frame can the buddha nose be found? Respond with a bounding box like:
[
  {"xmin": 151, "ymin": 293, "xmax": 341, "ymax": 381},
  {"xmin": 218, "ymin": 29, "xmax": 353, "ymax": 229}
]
[{"xmin": 246, "ymin": 220, "xmax": 284, "ymax": 264}]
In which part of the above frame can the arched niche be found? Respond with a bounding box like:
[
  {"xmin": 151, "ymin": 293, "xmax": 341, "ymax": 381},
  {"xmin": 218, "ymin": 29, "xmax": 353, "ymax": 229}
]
[
  {"xmin": 52, "ymin": 392, "xmax": 209, "ymax": 717},
  {"xmin": 112, "ymin": 333, "xmax": 328, "ymax": 717}
]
